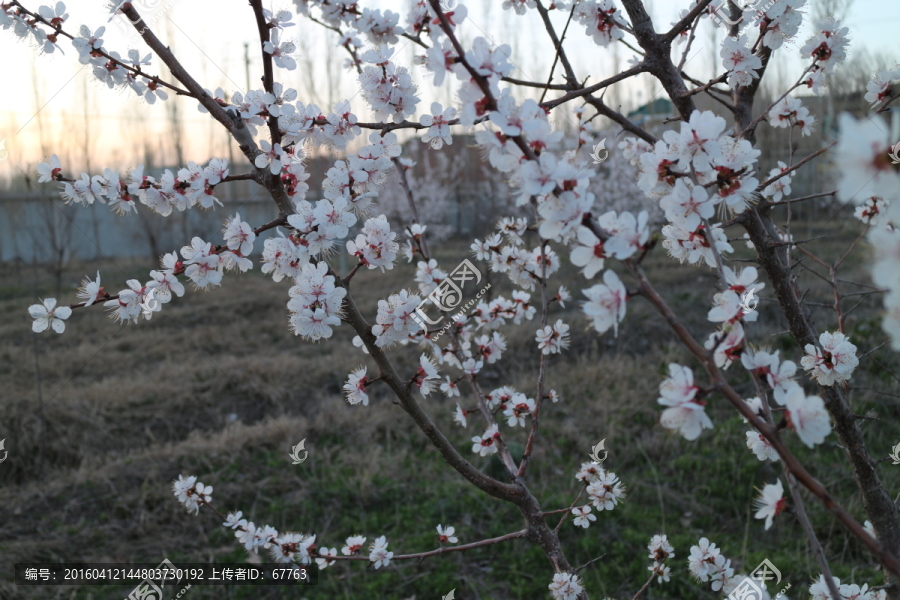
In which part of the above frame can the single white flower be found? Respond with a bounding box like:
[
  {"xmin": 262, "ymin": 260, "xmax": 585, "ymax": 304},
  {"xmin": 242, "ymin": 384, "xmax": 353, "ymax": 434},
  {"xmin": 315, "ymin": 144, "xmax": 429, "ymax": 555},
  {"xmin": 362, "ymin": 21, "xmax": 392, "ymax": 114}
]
[
  {"xmin": 753, "ymin": 479, "xmax": 785, "ymax": 530},
  {"xmin": 28, "ymin": 298, "xmax": 72, "ymax": 333}
]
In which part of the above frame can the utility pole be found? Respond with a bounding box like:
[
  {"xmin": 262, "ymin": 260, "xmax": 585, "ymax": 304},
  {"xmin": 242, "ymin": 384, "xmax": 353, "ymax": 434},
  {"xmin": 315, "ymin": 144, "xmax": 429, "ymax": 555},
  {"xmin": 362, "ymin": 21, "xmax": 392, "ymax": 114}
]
[{"xmin": 244, "ymin": 42, "xmax": 250, "ymax": 93}]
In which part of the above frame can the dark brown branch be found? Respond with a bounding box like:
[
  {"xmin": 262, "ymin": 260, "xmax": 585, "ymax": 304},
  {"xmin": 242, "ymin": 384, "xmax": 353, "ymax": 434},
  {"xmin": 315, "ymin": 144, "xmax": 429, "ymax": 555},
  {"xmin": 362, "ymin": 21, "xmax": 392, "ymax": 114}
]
[
  {"xmin": 534, "ymin": 0, "xmax": 578, "ymax": 89},
  {"xmin": 542, "ymin": 64, "xmax": 647, "ymax": 109},
  {"xmin": 756, "ymin": 143, "xmax": 836, "ymax": 191},
  {"xmin": 584, "ymin": 94, "xmax": 658, "ymax": 145},
  {"xmin": 661, "ymin": 0, "xmax": 714, "ymax": 45},
  {"xmin": 503, "ymin": 76, "xmax": 570, "ymax": 90},
  {"xmin": 62, "ymin": 214, "xmax": 288, "ymax": 311},
  {"xmin": 11, "ymin": 0, "xmax": 191, "ymax": 97},
  {"xmin": 620, "ymin": 0, "xmax": 696, "ymax": 121},
  {"xmin": 119, "ymin": 3, "xmax": 292, "ymax": 213},
  {"xmin": 249, "ymin": 0, "xmax": 282, "ymax": 145}
]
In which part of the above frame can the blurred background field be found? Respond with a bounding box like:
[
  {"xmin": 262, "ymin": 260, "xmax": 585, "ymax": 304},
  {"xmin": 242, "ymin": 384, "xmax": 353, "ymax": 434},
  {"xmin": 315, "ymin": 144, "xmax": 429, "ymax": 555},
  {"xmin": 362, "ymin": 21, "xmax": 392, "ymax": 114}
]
[
  {"xmin": 1, "ymin": 209, "xmax": 898, "ymax": 600},
  {"xmin": 1, "ymin": 0, "xmax": 900, "ymax": 597}
]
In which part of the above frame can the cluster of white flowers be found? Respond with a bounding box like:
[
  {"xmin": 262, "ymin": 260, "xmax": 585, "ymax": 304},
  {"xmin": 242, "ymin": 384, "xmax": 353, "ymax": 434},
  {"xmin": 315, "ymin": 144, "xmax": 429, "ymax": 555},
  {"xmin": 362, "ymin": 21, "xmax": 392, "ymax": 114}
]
[
  {"xmin": 179, "ymin": 474, "xmax": 458, "ymax": 570},
  {"xmin": 864, "ymin": 65, "xmax": 900, "ymax": 108},
  {"xmin": 810, "ymin": 575, "xmax": 887, "ymax": 600},
  {"xmin": 835, "ymin": 114, "xmax": 900, "ymax": 348},
  {"xmin": 703, "ymin": 266, "xmax": 766, "ymax": 369},
  {"xmin": 657, "ymin": 363, "xmax": 713, "ymax": 441},
  {"xmin": 569, "ymin": 211, "xmax": 650, "ymax": 279},
  {"xmin": 469, "ymin": 292, "xmax": 537, "ymax": 330},
  {"xmin": 17, "ymin": 0, "xmax": 898, "ymax": 593},
  {"xmin": 761, "ymin": 160, "xmax": 794, "ymax": 202},
  {"xmin": 739, "ymin": 0, "xmax": 807, "ymax": 51},
  {"xmin": 372, "ymin": 290, "xmax": 423, "ymax": 347},
  {"xmin": 29, "ymin": 210, "xmax": 261, "ymax": 332},
  {"xmin": 625, "ymin": 110, "xmax": 756, "ymax": 267},
  {"xmin": 172, "ymin": 475, "xmax": 213, "ymax": 515},
  {"xmin": 358, "ymin": 46, "xmax": 420, "ymax": 123},
  {"xmin": 2, "ymin": 4, "xmax": 188, "ymax": 103},
  {"xmin": 800, "ymin": 16, "xmax": 850, "ymax": 76},
  {"xmin": 575, "ymin": 461, "xmax": 627, "ymax": 512},
  {"xmin": 548, "ymin": 571, "xmax": 584, "ymax": 600},
  {"xmin": 800, "ymin": 331, "xmax": 859, "ymax": 386},
  {"xmin": 740, "ymin": 346, "xmax": 832, "ymax": 448},
  {"xmin": 367, "ymin": 535, "xmax": 393, "ymax": 569},
  {"xmin": 320, "ymin": 133, "xmax": 401, "ymax": 212},
  {"xmin": 768, "ymin": 96, "xmax": 816, "ymax": 136},
  {"xmin": 103, "ymin": 253, "xmax": 184, "ymax": 324},
  {"xmin": 501, "ymin": 391, "xmax": 536, "ymax": 427},
  {"xmin": 473, "ymin": 236, "xmax": 560, "ymax": 291},
  {"xmin": 687, "ymin": 537, "xmax": 738, "ymax": 593},
  {"xmin": 295, "ymin": 0, "xmax": 406, "ymax": 48},
  {"xmin": 582, "ymin": 269, "xmax": 627, "ymax": 336},
  {"xmin": 347, "ymin": 215, "xmax": 400, "ymax": 271},
  {"xmin": 38, "ymin": 154, "xmax": 230, "ymax": 216},
  {"xmin": 646, "ymin": 534, "xmax": 674, "ymax": 584},
  {"xmin": 573, "ymin": 0, "xmax": 625, "ymax": 47},
  {"xmin": 535, "ymin": 319, "xmax": 570, "ymax": 355},
  {"xmin": 721, "ymin": 34, "xmax": 762, "ymax": 89},
  {"xmin": 287, "ymin": 263, "xmax": 347, "ymax": 340}
]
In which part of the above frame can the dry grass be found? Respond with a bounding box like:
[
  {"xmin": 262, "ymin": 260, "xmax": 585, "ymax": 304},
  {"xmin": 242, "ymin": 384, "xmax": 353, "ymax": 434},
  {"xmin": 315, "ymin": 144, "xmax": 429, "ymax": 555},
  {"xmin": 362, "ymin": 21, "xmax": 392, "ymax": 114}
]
[{"xmin": 0, "ymin": 215, "xmax": 898, "ymax": 599}]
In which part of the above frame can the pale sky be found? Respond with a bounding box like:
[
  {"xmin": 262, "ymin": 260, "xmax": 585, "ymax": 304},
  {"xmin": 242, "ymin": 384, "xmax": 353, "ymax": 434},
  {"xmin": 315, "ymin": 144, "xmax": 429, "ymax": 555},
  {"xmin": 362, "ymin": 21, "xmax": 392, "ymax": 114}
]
[{"xmin": 1, "ymin": 0, "xmax": 898, "ymax": 185}]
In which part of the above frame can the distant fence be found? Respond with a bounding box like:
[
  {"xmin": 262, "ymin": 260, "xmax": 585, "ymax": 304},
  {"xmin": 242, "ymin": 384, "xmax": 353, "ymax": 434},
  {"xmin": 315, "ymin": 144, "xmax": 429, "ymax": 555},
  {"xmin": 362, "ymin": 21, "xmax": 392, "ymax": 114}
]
[{"xmin": 0, "ymin": 185, "xmax": 283, "ymax": 264}]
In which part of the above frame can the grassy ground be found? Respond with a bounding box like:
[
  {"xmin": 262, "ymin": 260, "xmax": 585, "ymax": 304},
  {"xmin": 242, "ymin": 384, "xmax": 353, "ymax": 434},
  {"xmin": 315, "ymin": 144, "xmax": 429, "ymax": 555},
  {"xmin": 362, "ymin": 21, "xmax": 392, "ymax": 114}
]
[{"xmin": 0, "ymin": 209, "xmax": 898, "ymax": 600}]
